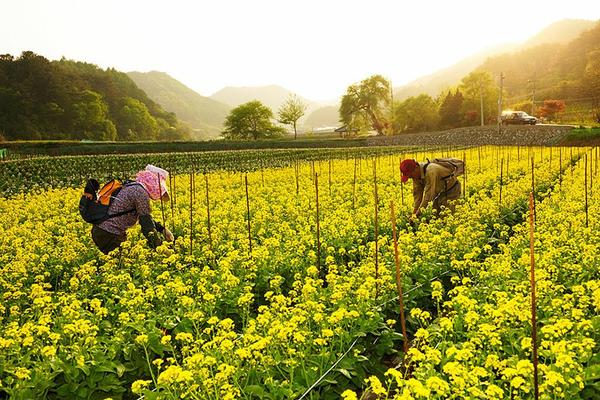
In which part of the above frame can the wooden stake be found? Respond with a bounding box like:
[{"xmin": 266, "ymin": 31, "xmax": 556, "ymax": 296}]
[
  {"xmin": 585, "ymin": 154, "xmax": 589, "ymax": 228},
  {"xmin": 315, "ymin": 173, "xmax": 321, "ymax": 278},
  {"xmin": 531, "ymin": 157, "xmax": 536, "ymax": 221},
  {"xmin": 463, "ymin": 151, "xmax": 466, "ymax": 198},
  {"xmin": 189, "ymin": 167, "xmax": 194, "ymax": 257},
  {"xmin": 205, "ymin": 174, "xmax": 212, "ymax": 249},
  {"xmin": 499, "ymin": 158, "xmax": 504, "ymax": 206},
  {"xmin": 295, "ymin": 161, "xmax": 299, "ymax": 196},
  {"xmin": 168, "ymin": 171, "xmax": 174, "ymax": 230},
  {"xmin": 570, "ymin": 147, "xmax": 573, "ymax": 179},
  {"xmin": 353, "ymin": 158, "xmax": 357, "ymax": 209},
  {"xmin": 157, "ymin": 173, "xmax": 166, "ymax": 229},
  {"xmin": 390, "ymin": 201, "xmax": 409, "ymax": 355},
  {"xmin": 245, "ymin": 174, "xmax": 252, "ymax": 256},
  {"xmin": 373, "ymin": 159, "xmax": 379, "ymax": 299},
  {"xmin": 559, "ymin": 147, "xmax": 562, "ymax": 191},
  {"xmin": 328, "ymin": 159, "xmax": 332, "ymax": 196},
  {"xmin": 528, "ymin": 192, "xmax": 539, "ymax": 400}
]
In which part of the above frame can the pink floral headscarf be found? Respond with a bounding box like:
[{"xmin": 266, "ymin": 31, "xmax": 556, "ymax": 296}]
[{"xmin": 136, "ymin": 167, "xmax": 169, "ymax": 201}]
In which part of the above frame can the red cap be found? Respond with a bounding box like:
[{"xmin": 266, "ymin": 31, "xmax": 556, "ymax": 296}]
[{"xmin": 400, "ymin": 159, "xmax": 418, "ymax": 183}]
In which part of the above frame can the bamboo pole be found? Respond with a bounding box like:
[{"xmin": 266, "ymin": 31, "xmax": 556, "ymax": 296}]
[
  {"xmin": 157, "ymin": 173, "xmax": 166, "ymax": 229},
  {"xmin": 559, "ymin": 147, "xmax": 562, "ymax": 191},
  {"xmin": 245, "ymin": 174, "xmax": 252, "ymax": 256},
  {"xmin": 528, "ymin": 192, "xmax": 539, "ymax": 400},
  {"xmin": 463, "ymin": 151, "xmax": 466, "ymax": 198},
  {"xmin": 499, "ymin": 158, "xmax": 504, "ymax": 206},
  {"xmin": 531, "ymin": 157, "xmax": 536, "ymax": 222},
  {"xmin": 168, "ymin": 171, "xmax": 174, "ymax": 231},
  {"xmin": 353, "ymin": 158, "xmax": 357, "ymax": 209},
  {"xmin": 373, "ymin": 159, "xmax": 379, "ymax": 298},
  {"xmin": 205, "ymin": 174, "xmax": 212, "ymax": 249},
  {"xmin": 390, "ymin": 201, "xmax": 409, "ymax": 355},
  {"xmin": 585, "ymin": 154, "xmax": 589, "ymax": 228},
  {"xmin": 189, "ymin": 167, "xmax": 194, "ymax": 257},
  {"xmin": 328, "ymin": 159, "xmax": 332, "ymax": 196},
  {"xmin": 315, "ymin": 172, "xmax": 322, "ymax": 279},
  {"xmin": 590, "ymin": 151, "xmax": 594, "ymax": 198},
  {"xmin": 570, "ymin": 147, "xmax": 573, "ymax": 179},
  {"xmin": 295, "ymin": 161, "xmax": 300, "ymax": 196}
]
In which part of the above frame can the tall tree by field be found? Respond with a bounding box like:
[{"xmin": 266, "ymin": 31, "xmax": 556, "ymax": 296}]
[
  {"xmin": 222, "ymin": 100, "xmax": 285, "ymax": 140},
  {"xmin": 438, "ymin": 89, "xmax": 464, "ymax": 129},
  {"xmin": 277, "ymin": 94, "xmax": 307, "ymax": 139},
  {"xmin": 393, "ymin": 94, "xmax": 439, "ymax": 133},
  {"xmin": 538, "ymin": 99, "xmax": 566, "ymax": 122},
  {"xmin": 340, "ymin": 75, "xmax": 391, "ymax": 135},
  {"xmin": 459, "ymin": 70, "xmax": 498, "ymax": 125},
  {"xmin": 583, "ymin": 49, "xmax": 600, "ymax": 123},
  {"xmin": 0, "ymin": 51, "xmax": 190, "ymax": 141}
]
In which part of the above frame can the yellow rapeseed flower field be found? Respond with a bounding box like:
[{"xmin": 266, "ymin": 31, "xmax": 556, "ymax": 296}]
[{"xmin": 0, "ymin": 146, "xmax": 598, "ymax": 399}]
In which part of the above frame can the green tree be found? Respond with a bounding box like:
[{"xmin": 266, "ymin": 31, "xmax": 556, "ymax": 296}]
[
  {"xmin": 72, "ymin": 90, "xmax": 116, "ymax": 140},
  {"xmin": 459, "ymin": 71, "xmax": 498, "ymax": 125},
  {"xmin": 438, "ymin": 89, "xmax": 464, "ymax": 128},
  {"xmin": 393, "ymin": 94, "xmax": 439, "ymax": 133},
  {"xmin": 340, "ymin": 74, "xmax": 390, "ymax": 135},
  {"xmin": 117, "ymin": 97, "xmax": 159, "ymax": 140},
  {"xmin": 222, "ymin": 100, "xmax": 285, "ymax": 140},
  {"xmin": 277, "ymin": 94, "xmax": 307, "ymax": 139},
  {"xmin": 583, "ymin": 49, "xmax": 600, "ymax": 122}
]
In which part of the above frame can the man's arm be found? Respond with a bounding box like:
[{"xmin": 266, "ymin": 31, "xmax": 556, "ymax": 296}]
[
  {"xmin": 412, "ymin": 179, "xmax": 424, "ymax": 215},
  {"xmin": 419, "ymin": 174, "xmax": 438, "ymax": 212}
]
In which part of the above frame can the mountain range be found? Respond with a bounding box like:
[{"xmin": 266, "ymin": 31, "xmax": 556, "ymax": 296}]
[{"xmin": 129, "ymin": 18, "xmax": 597, "ymax": 138}]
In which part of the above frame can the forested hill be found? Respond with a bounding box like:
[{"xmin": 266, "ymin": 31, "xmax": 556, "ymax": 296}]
[
  {"xmin": 481, "ymin": 21, "xmax": 600, "ymax": 110},
  {"xmin": 0, "ymin": 51, "xmax": 190, "ymax": 141},
  {"xmin": 127, "ymin": 71, "xmax": 231, "ymax": 140}
]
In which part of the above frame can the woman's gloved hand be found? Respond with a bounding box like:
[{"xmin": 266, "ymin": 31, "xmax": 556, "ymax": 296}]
[{"xmin": 163, "ymin": 227, "xmax": 174, "ymax": 242}]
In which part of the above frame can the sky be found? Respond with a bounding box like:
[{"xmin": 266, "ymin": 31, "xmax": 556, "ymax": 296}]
[{"xmin": 2, "ymin": 0, "xmax": 599, "ymax": 102}]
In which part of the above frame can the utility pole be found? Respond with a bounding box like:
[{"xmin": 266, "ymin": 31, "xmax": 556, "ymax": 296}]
[
  {"xmin": 531, "ymin": 79, "xmax": 536, "ymax": 116},
  {"xmin": 497, "ymin": 72, "xmax": 504, "ymax": 134},
  {"xmin": 480, "ymin": 81, "xmax": 484, "ymax": 126},
  {"xmin": 389, "ymin": 77, "xmax": 394, "ymax": 135}
]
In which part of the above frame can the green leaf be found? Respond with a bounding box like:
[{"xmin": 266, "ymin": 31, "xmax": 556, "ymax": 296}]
[
  {"xmin": 585, "ymin": 364, "xmax": 600, "ymax": 382},
  {"xmin": 335, "ymin": 368, "xmax": 352, "ymax": 380},
  {"xmin": 244, "ymin": 385, "xmax": 266, "ymax": 398}
]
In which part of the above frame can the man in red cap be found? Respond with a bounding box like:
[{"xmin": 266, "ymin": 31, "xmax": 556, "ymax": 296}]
[{"xmin": 400, "ymin": 158, "xmax": 462, "ymax": 219}]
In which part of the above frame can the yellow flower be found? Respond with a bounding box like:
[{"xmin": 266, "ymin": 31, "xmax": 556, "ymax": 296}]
[
  {"xmin": 14, "ymin": 367, "xmax": 31, "ymax": 380},
  {"xmin": 131, "ymin": 379, "xmax": 151, "ymax": 394},
  {"xmin": 135, "ymin": 334, "xmax": 149, "ymax": 346},
  {"xmin": 41, "ymin": 345, "xmax": 56, "ymax": 357},
  {"xmin": 365, "ymin": 376, "xmax": 386, "ymax": 395},
  {"xmin": 485, "ymin": 384, "xmax": 504, "ymax": 399},
  {"xmin": 161, "ymin": 335, "xmax": 171, "ymax": 345},
  {"xmin": 175, "ymin": 332, "xmax": 194, "ymax": 342},
  {"xmin": 341, "ymin": 389, "xmax": 358, "ymax": 400}
]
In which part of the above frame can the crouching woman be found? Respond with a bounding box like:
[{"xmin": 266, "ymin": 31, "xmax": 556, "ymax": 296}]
[{"xmin": 91, "ymin": 165, "xmax": 174, "ymax": 254}]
